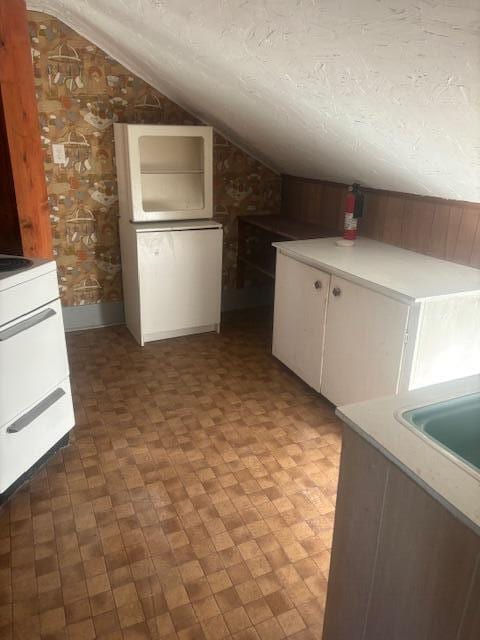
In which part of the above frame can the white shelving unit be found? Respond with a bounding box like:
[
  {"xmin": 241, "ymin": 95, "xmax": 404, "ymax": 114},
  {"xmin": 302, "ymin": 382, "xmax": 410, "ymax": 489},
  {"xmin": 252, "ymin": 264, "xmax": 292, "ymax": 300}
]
[
  {"xmin": 114, "ymin": 124, "xmax": 222, "ymax": 345},
  {"xmin": 114, "ymin": 124, "xmax": 213, "ymax": 222}
]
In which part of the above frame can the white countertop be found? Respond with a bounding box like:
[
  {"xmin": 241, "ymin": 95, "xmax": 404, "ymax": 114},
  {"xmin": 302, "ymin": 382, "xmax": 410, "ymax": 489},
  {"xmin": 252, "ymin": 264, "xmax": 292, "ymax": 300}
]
[
  {"xmin": 337, "ymin": 375, "xmax": 480, "ymax": 532},
  {"xmin": 273, "ymin": 237, "xmax": 480, "ymax": 302}
]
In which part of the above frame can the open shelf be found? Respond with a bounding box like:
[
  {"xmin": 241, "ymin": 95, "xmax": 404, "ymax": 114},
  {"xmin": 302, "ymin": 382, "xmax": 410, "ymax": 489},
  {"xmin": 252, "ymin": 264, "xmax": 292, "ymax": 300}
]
[
  {"xmin": 138, "ymin": 134, "xmax": 206, "ymax": 213},
  {"xmin": 139, "ymin": 135, "xmax": 204, "ymax": 173},
  {"xmin": 141, "ymin": 172, "xmax": 204, "ymax": 212},
  {"xmin": 236, "ymin": 214, "xmax": 336, "ymax": 288},
  {"xmin": 238, "ymin": 251, "xmax": 276, "ymax": 279}
]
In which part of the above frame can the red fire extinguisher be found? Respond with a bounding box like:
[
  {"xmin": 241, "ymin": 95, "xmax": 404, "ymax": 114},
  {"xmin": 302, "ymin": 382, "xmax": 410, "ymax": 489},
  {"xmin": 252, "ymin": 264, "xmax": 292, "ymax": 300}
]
[{"xmin": 343, "ymin": 183, "xmax": 364, "ymax": 242}]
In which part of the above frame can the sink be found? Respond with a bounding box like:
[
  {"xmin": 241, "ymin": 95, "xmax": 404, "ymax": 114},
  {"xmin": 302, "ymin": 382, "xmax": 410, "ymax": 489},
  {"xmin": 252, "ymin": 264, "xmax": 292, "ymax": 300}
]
[{"xmin": 402, "ymin": 393, "xmax": 480, "ymax": 473}]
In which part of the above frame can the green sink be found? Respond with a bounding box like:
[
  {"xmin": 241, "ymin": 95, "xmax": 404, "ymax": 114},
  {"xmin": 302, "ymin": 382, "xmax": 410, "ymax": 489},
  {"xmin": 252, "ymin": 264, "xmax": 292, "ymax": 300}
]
[{"xmin": 402, "ymin": 393, "xmax": 480, "ymax": 473}]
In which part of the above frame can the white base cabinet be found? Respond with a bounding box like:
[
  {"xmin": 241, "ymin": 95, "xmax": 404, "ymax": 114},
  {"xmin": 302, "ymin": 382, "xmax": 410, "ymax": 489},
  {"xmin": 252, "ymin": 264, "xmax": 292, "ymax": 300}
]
[
  {"xmin": 120, "ymin": 221, "xmax": 222, "ymax": 346},
  {"xmin": 273, "ymin": 239, "xmax": 480, "ymax": 407}
]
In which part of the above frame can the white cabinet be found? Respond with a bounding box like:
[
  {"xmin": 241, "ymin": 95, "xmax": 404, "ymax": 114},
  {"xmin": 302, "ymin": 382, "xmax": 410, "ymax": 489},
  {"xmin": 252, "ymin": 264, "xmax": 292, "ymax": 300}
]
[
  {"xmin": 273, "ymin": 252, "xmax": 329, "ymax": 391},
  {"xmin": 321, "ymin": 276, "xmax": 409, "ymax": 406},
  {"xmin": 120, "ymin": 221, "xmax": 223, "ymax": 346},
  {"xmin": 114, "ymin": 124, "xmax": 222, "ymax": 346},
  {"xmin": 114, "ymin": 124, "xmax": 213, "ymax": 222},
  {"xmin": 273, "ymin": 238, "xmax": 480, "ymax": 407},
  {"xmin": 137, "ymin": 227, "xmax": 222, "ymax": 342}
]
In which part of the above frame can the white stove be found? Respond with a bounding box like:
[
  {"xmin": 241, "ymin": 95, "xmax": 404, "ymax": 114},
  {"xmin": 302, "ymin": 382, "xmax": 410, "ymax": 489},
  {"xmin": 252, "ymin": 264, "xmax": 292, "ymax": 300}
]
[{"xmin": 0, "ymin": 255, "xmax": 74, "ymax": 501}]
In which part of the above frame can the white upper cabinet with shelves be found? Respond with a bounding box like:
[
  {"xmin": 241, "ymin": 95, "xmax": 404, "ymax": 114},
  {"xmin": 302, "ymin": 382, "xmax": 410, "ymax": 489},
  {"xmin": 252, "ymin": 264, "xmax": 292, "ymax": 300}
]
[
  {"xmin": 114, "ymin": 124, "xmax": 213, "ymax": 221},
  {"xmin": 273, "ymin": 238, "xmax": 480, "ymax": 407}
]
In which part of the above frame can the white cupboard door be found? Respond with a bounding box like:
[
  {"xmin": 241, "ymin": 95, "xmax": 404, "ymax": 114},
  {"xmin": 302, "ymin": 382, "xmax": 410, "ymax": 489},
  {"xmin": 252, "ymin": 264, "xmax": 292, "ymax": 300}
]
[
  {"xmin": 321, "ymin": 276, "xmax": 410, "ymax": 406},
  {"xmin": 273, "ymin": 253, "xmax": 329, "ymax": 391},
  {"xmin": 137, "ymin": 228, "xmax": 222, "ymax": 339}
]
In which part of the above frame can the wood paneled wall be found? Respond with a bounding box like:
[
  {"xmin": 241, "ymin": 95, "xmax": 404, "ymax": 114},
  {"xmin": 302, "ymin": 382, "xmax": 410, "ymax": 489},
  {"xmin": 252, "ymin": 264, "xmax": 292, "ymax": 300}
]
[{"xmin": 282, "ymin": 175, "xmax": 480, "ymax": 269}]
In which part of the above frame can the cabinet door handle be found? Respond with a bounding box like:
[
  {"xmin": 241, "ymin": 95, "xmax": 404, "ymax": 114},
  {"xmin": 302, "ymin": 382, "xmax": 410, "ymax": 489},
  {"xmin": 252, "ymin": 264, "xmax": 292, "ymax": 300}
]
[
  {"xmin": 314, "ymin": 280, "xmax": 322, "ymax": 290},
  {"xmin": 332, "ymin": 287, "xmax": 342, "ymax": 297},
  {"xmin": 0, "ymin": 307, "xmax": 56, "ymax": 342}
]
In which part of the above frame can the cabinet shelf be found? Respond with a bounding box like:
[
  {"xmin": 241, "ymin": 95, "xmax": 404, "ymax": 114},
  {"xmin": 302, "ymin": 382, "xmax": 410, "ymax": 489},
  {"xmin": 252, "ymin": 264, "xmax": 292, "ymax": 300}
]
[
  {"xmin": 140, "ymin": 170, "xmax": 204, "ymax": 175},
  {"xmin": 238, "ymin": 251, "xmax": 276, "ymax": 279},
  {"xmin": 236, "ymin": 214, "xmax": 335, "ymax": 288}
]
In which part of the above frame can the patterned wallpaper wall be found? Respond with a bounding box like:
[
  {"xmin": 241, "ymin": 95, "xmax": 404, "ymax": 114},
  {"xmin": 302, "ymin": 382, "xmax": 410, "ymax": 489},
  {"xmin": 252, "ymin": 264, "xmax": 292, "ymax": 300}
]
[{"xmin": 28, "ymin": 11, "xmax": 281, "ymax": 307}]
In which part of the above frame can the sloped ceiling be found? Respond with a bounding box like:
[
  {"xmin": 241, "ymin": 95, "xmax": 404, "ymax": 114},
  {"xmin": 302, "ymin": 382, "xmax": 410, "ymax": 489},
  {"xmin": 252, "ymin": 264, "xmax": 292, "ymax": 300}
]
[{"xmin": 28, "ymin": 0, "xmax": 480, "ymax": 202}]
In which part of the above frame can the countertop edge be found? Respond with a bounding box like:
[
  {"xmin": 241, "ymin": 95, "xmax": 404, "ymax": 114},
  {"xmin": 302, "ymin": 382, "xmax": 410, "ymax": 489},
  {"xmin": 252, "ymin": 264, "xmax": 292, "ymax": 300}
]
[
  {"xmin": 273, "ymin": 238, "xmax": 480, "ymax": 303},
  {"xmin": 274, "ymin": 243, "xmax": 418, "ymax": 304},
  {"xmin": 337, "ymin": 410, "xmax": 480, "ymax": 537},
  {"xmin": 336, "ymin": 375, "xmax": 480, "ymax": 536}
]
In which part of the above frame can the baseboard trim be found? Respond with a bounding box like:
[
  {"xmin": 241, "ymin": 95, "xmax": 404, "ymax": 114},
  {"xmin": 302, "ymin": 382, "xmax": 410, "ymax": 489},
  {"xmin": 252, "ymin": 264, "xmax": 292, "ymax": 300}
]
[
  {"xmin": 62, "ymin": 302, "xmax": 125, "ymax": 332},
  {"xmin": 143, "ymin": 323, "xmax": 219, "ymax": 344},
  {"xmin": 221, "ymin": 285, "xmax": 274, "ymax": 311},
  {"xmin": 62, "ymin": 287, "xmax": 273, "ymax": 332}
]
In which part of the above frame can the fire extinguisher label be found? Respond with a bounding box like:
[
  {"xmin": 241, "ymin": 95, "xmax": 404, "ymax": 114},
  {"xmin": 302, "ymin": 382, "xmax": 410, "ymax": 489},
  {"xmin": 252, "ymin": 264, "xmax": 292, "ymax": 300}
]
[{"xmin": 344, "ymin": 213, "xmax": 357, "ymax": 230}]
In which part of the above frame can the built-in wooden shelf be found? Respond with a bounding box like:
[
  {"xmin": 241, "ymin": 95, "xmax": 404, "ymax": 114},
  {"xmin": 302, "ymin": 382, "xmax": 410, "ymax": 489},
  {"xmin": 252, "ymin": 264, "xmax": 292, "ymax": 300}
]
[
  {"xmin": 236, "ymin": 214, "xmax": 335, "ymax": 287},
  {"xmin": 238, "ymin": 251, "xmax": 277, "ymax": 279}
]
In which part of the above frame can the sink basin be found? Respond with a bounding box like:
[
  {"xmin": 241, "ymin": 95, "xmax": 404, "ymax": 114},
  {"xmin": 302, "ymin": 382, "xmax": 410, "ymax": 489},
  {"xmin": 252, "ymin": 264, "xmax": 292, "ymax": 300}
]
[{"xmin": 402, "ymin": 393, "xmax": 480, "ymax": 473}]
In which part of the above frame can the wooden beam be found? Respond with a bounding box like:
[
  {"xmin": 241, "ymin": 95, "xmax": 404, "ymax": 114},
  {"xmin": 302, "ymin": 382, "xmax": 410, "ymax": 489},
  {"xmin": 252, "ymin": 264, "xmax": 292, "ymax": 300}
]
[{"xmin": 0, "ymin": 0, "xmax": 52, "ymax": 258}]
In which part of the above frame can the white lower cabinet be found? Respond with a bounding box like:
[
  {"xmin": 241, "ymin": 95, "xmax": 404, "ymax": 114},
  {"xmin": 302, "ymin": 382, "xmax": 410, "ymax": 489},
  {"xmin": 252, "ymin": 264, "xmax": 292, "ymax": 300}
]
[
  {"xmin": 119, "ymin": 221, "xmax": 223, "ymax": 345},
  {"xmin": 273, "ymin": 254, "xmax": 409, "ymax": 404},
  {"xmin": 137, "ymin": 228, "xmax": 222, "ymax": 342},
  {"xmin": 273, "ymin": 252, "xmax": 329, "ymax": 391},
  {"xmin": 273, "ymin": 248, "xmax": 480, "ymax": 406}
]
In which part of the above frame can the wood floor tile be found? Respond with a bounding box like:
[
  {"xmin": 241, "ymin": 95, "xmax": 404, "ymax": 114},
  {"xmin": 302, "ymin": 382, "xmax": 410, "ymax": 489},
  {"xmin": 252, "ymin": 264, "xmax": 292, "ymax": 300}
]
[{"xmin": 0, "ymin": 309, "xmax": 342, "ymax": 639}]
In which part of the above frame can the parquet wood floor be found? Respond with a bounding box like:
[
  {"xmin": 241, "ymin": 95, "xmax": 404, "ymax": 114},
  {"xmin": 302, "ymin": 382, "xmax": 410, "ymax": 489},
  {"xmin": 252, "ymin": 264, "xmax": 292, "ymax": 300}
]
[{"xmin": 0, "ymin": 309, "xmax": 342, "ymax": 639}]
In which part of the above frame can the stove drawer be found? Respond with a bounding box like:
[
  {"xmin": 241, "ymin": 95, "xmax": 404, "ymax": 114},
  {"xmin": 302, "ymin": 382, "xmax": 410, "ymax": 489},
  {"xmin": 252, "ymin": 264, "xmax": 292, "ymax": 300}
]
[
  {"xmin": 0, "ymin": 298, "xmax": 69, "ymax": 427},
  {"xmin": 0, "ymin": 378, "xmax": 74, "ymax": 493},
  {"xmin": 0, "ymin": 268, "xmax": 59, "ymax": 326}
]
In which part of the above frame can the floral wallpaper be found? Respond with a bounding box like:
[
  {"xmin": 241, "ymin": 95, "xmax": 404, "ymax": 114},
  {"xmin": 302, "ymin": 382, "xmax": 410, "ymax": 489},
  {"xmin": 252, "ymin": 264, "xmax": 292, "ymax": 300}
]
[{"xmin": 28, "ymin": 11, "xmax": 281, "ymax": 307}]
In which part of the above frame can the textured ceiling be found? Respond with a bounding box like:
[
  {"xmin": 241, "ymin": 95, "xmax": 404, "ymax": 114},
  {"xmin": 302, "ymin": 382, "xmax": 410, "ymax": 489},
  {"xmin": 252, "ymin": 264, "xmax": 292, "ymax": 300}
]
[{"xmin": 28, "ymin": 0, "xmax": 480, "ymax": 202}]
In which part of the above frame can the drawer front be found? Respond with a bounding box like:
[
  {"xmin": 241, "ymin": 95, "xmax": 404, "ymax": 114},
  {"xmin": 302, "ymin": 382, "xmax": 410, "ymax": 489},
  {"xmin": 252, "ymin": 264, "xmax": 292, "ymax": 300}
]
[
  {"xmin": 0, "ymin": 378, "xmax": 74, "ymax": 493},
  {"xmin": 0, "ymin": 269, "xmax": 59, "ymax": 326},
  {"xmin": 0, "ymin": 299, "xmax": 69, "ymax": 427}
]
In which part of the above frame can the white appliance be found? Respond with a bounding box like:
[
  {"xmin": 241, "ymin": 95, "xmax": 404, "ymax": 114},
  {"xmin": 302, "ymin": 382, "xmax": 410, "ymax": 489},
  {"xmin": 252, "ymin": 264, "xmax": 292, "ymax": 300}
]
[
  {"xmin": 0, "ymin": 255, "xmax": 75, "ymax": 500},
  {"xmin": 114, "ymin": 124, "xmax": 223, "ymax": 345}
]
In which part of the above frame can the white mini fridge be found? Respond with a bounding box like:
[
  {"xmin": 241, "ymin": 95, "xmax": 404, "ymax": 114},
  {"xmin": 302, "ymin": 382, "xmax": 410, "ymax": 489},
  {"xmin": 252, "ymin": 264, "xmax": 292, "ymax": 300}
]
[{"xmin": 114, "ymin": 124, "xmax": 222, "ymax": 345}]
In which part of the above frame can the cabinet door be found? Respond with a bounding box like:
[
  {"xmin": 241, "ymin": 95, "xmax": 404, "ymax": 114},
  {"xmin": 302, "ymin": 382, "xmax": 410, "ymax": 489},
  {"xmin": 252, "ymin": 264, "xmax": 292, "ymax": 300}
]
[
  {"xmin": 137, "ymin": 228, "xmax": 222, "ymax": 339},
  {"xmin": 321, "ymin": 276, "xmax": 409, "ymax": 406},
  {"xmin": 272, "ymin": 253, "xmax": 329, "ymax": 391}
]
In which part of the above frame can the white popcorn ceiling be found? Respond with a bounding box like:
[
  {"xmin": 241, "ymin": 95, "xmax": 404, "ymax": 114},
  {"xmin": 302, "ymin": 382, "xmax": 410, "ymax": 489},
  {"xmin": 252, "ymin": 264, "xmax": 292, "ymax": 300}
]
[{"xmin": 29, "ymin": 0, "xmax": 480, "ymax": 202}]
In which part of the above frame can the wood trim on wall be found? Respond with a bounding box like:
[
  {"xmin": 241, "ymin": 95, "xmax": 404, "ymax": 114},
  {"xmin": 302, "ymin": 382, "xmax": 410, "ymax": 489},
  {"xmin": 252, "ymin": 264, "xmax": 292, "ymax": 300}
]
[
  {"xmin": 0, "ymin": 0, "xmax": 52, "ymax": 258},
  {"xmin": 0, "ymin": 91, "xmax": 22, "ymax": 254},
  {"xmin": 281, "ymin": 174, "xmax": 480, "ymax": 269}
]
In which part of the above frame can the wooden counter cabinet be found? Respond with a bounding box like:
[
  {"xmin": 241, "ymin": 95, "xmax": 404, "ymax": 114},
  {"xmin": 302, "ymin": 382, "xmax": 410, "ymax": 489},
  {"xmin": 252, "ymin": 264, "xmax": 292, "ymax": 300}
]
[{"xmin": 323, "ymin": 427, "xmax": 480, "ymax": 640}]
